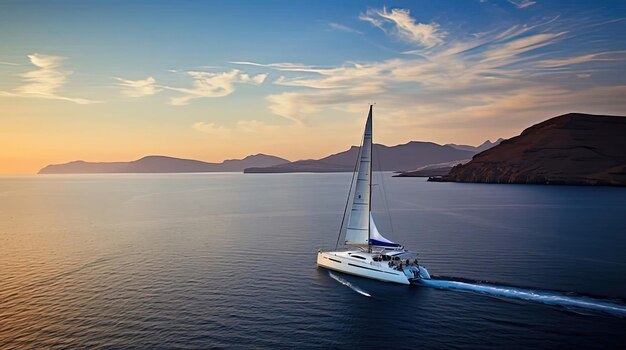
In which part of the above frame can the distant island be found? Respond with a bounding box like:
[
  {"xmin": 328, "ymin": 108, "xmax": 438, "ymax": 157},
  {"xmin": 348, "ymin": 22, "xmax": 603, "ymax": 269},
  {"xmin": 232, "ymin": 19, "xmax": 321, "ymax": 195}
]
[
  {"xmin": 244, "ymin": 141, "xmax": 483, "ymax": 173},
  {"xmin": 38, "ymin": 154, "xmax": 289, "ymax": 174},
  {"xmin": 428, "ymin": 113, "xmax": 626, "ymax": 186},
  {"xmin": 39, "ymin": 139, "xmax": 503, "ymax": 175}
]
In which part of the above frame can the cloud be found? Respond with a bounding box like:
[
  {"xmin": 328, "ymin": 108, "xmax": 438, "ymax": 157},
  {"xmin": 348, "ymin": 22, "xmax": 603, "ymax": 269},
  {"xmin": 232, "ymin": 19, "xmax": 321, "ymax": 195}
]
[
  {"xmin": 358, "ymin": 12, "xmax": 384, "ymax": 30},
  {"xmin": 192, "ymin": 121, "xmax": 230, "ymax": 135},
  {"xmin": 360, "ymin": 7, "xmax": 444, "ymax": 47},
  {"xmin": 328, "ymin": 22, "xmax": 362, "ymax": 34},
  {"xmin": 507, "ymin": 0, "xmax": 536, "ymax": 9},
  {"xmin": 236, "ymin": 119, "xmax": 271, "ymax": 133},
  {"xmin": 478, "ymin": 32, "xmax": 566, "ymax": 65},
  {"xmin": 239, "ymin": 72, "xmax": 268, "ymax": 84},
  {"xmin": 115, "ymin": 76, "xmax": 160, "ymax": 97},
  {"xmin": 235, "ymin": 11, "xmax": 624, "ymax": 132},
  {"xmin": 232, "ymin": 61, "xmax": 388, "ymax": 122},
  {"xmin": 0, "ymin": 60, "xmax": 19, "ymax": 66},
  {"xmin": 0, "ymin": 53, "xmax": 99, "ymax": 104},
  {"xmin": 165, "ymin": 69, "xmax": 267, "ymax": 106},
  {"xmin": 192, "ymin": 119, "xmax": 274, "ymax": 135},
  {"xmin": 535, "ymin": 51, "xmax": 626, "ymax": 68}
]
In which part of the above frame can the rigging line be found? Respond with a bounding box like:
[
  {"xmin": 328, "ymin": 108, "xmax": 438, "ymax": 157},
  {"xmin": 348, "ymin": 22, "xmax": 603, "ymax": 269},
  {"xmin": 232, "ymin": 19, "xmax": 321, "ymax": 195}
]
[{"xmin": 335, "ymin": 132, "xmax": 363, "ymax": 250}]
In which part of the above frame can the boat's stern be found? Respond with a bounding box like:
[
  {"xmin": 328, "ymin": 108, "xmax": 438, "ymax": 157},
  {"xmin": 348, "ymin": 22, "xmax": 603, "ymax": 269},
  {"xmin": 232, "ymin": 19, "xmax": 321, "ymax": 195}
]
[{"xmin": 404, "ymin": 265, "xmax": 431, "ymax": 283}]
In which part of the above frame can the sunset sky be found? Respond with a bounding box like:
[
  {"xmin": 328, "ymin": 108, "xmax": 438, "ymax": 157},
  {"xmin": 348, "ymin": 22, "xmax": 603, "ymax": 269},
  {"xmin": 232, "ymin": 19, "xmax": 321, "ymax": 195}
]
[{"xmin": 1, "ymin": 0, "xmax": 625, "ymax": 174}]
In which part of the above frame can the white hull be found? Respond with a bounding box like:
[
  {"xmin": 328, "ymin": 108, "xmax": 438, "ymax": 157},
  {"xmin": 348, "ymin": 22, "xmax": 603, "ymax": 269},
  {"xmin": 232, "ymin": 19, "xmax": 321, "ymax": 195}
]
[{"xmin": 317, "ymin": 250, "xmax": 429, "ymax": 285}]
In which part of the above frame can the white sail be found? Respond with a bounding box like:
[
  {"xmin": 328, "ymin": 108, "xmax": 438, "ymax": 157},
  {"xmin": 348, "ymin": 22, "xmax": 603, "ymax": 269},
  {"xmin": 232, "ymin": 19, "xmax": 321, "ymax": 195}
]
[
  {"xmin": 345, "ymin": 106, "xmax": 372, "ymax": 246},
  {"xmin": 369, "ymin": 214, "xmax": 400, "ymax": 247}
]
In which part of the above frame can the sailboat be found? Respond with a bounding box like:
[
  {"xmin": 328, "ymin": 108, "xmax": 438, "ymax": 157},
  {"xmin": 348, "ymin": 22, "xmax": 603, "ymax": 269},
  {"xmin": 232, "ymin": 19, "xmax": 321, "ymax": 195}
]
[{"xmin": 317, "ymin": 105, "xmax": 431, "ymax": 285}]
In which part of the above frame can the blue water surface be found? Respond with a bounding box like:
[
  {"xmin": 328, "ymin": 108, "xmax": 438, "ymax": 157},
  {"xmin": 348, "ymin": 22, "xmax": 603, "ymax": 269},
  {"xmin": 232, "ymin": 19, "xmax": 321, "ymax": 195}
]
[{"xmin": 1, "ymin": 173, "xmax": 625, "ymax": 349}]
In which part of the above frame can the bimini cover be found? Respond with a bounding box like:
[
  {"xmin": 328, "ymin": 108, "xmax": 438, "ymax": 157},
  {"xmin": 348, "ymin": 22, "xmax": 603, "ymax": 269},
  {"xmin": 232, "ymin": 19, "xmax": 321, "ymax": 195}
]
[{"xmin": 369, "ymin": 214, "xmax": 401, "ymax": 247}]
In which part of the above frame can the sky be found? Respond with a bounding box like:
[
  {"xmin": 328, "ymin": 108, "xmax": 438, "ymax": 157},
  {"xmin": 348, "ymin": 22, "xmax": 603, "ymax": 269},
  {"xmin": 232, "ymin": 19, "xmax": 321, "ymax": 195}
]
[{"xmin": 0, "ymin": 0, "xmax": 625, "ymax": 174}]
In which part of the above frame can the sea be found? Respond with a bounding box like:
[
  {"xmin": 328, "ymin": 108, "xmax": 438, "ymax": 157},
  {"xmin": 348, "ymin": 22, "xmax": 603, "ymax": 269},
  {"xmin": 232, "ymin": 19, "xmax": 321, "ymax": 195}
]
[{"xmin": 1, "ymin": 173, "xmax": 625, "ymax": 349}]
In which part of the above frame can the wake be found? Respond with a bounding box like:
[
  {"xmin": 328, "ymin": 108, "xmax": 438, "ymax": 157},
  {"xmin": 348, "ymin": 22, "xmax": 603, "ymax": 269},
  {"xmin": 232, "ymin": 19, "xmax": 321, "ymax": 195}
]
[
  {"xmin": 328, "ymin": 272, "xmax": 371, "ymax": 297},
  {"xmin": 419, "ymin": 278, "xmax": 626, "ymax": 317}
]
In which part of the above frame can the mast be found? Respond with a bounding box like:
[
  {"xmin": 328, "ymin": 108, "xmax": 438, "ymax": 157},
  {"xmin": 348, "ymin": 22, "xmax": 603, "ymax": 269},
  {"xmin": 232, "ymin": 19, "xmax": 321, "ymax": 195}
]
[{"xmin": 367, "ymin": 105, "xmax": 373, "ymax": 251}]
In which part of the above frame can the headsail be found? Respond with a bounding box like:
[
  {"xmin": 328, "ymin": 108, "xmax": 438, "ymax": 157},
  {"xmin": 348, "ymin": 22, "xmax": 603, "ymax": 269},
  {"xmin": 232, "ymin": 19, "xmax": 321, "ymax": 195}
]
[
  {"xmin": 369, "ymin": 214, "xmax": 401, "ymax": 247},
  {"xmin": 345, "ymin": 106, "xmax": 373, "ymax": 246}
]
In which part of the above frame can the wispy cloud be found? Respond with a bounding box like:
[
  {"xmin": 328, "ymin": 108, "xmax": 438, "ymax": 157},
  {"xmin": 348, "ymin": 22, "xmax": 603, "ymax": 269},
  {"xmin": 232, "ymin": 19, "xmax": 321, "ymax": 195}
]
[
  {"xmin": 234, "ymin": 11, "xmax": 625, "ymax": 130},
  {"xmin": 328, "ymin": 22, "xmax": 362, "ymax": 34},
  {"xmin": 192, "ymin": 121, "xmax": 230, "ymax": 135},
  {"xmin": 360, "ymin": 7, "xmax": 445, "ymax": 47},
  {"xmin": 0, "ymin": 60, "xmax": 19, "ymax": 66},
  {"xmin": 165, "ymin": 69, "xmax": 267, "ymax": 106},
  {"xmin": 0, "ymin": 54, "xmax": 99, "ymax": 104},
  {"xmin": 192, "ymin": 119, "xmax": 274, "ymax": 135},
  {"xmin": 115, "ymin": 76, "xmax": 160, "ymax": 97},
  {"xmin": 236, "ymin": 119, "xmax": 272, "ymax": 133},
  {"xmin": 508, "ymin": 0, "xmax": 536, "ymax": 9},
  {"xmin": 535, "ymin": 50, "xmax": 626, "ymax": 67}
]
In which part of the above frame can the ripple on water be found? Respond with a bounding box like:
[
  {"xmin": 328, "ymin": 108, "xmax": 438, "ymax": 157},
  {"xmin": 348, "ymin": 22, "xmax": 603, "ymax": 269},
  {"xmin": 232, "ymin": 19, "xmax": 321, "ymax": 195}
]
[{"xmin": 1, "ymin": 174, "xmax": 626, "ymax": 349}]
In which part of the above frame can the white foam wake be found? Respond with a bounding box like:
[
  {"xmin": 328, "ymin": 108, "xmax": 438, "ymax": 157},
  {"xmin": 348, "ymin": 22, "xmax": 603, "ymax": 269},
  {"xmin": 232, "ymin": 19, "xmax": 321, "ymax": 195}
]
[
  {"xmin": 420, "ymin": 279, "xmax": 626, "ymax": 316},
  {"xmin": 328, "ymin": 272, "xmax": 371, "ymax": 297}
]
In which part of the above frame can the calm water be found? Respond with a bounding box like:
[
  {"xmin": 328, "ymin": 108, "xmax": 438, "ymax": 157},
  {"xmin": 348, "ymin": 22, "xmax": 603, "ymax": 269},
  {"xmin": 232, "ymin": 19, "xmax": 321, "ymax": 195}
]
[{"xmin": 1, "ymin": 173, "xmax": 625, "ymax": 349}]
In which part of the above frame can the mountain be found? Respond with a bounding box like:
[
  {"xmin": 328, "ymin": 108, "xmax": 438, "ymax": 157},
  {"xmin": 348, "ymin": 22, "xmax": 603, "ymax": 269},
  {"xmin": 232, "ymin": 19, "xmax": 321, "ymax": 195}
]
[
  {"xmin": 446, "ymin": 138, "xmax": 504, "ymax": 153},
  {"xmin": 432, "ymin": 113, "xmax": 626, "ymax": 186},
  {"xmin": 394, "ymin": 139, "xmax": 504, "ymax": 177},
  {"xmin": 393, "ymin": 159, "xmax": 472, "ymax": 177},
  {"xmin": 244, "ymin": 142, "xmax": 475, "ymax": 173},
  {"xmin": 38, "ymin": 154, "xmax": 289, "ymax": 174}
]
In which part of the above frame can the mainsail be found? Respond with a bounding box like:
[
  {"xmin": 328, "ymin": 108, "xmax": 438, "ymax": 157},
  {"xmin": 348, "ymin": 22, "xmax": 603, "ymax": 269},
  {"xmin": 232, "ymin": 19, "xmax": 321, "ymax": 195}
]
[
  {"xmin": 344, "ymin": 106, "xmax": 400, "ymax": 248},
  {"xmin": 344, "ymin": 106, "xmax": 372, "ymax": 246}
]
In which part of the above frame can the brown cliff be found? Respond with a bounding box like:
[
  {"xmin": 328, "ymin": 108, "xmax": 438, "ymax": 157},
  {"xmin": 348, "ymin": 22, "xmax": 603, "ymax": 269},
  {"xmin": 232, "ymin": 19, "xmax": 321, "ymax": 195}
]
[{"xmin": 432, "ymin": 113, "xmax": 626, "ymax": 186}]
